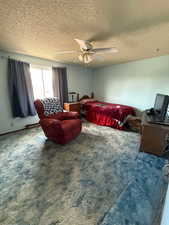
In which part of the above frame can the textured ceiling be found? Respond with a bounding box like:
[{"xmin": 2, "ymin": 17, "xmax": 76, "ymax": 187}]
[{"xmin": 0, "ymin": 0, "xmax": 169, "ymax": 67}]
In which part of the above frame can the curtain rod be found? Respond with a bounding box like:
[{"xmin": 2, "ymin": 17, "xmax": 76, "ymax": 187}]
[
  {"xmin": 0, "ymin": 55, "xmax": 10, "ymax": 59},
  {"xmin": 0, "ymin": 55, "xmax": 31, "ymax": 64},
  {"xmin": 0, "ymin": 55, "xmax": 45, "ymax": 66},
  {"xmin": 0, "ymin": 55, "xmax": 22, "ymax": 61},
  {"xmin": 0, "ymin": 55, "xmax": 68, "ymax": 69},
  {"xmin": 0, "ymin": 55, "xmax": 67, "ymax": 69}
]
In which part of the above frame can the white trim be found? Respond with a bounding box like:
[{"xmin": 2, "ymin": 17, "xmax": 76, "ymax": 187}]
[
  {"xmin": 30, "ymin": 63, "xmax": 52, "ymax": 70},
  {"xmin": 161, "ymin": 184, "xmax": 169, "ymax": 225}
]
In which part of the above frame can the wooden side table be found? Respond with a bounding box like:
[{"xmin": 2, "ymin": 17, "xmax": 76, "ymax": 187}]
[
  {"xmin": 140, "ymin": 112, "xmax": 169, "ymax": 156},
  {"xmin": 64, "ymin": 102, "xmax": 81, "ymax": 113}
]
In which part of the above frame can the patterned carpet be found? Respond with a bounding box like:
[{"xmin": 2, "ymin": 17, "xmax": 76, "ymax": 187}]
[{"xmin": 0, "ymin": 122, "xmax": 167, "ymax": 225}]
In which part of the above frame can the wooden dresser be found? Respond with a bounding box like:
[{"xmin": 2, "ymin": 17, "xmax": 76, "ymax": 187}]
[
  {"xmin": 140, "ymin": 112, "xmax": 169, "ymax": 156},
  {"xmin": 64, "ymin": 102, "xmax": 81, "ymax": 113}
]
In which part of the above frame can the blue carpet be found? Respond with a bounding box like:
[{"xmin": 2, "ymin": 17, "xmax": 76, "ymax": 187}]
[{"xmin": 0, "ymin": 122, "xmax": 167, "ymax": 225}]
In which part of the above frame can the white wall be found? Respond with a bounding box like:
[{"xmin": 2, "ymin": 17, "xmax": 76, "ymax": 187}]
[
  {"xmin": 0, "ymin": 51, "xmax": 93, "ymax": 134},
  {"xmin": 93, "ymin": 55, "xmax": 169, "ymax": 112},
  {"xmin": 2, "ymin": 50, "xmax": 169, "ymax": 134}
]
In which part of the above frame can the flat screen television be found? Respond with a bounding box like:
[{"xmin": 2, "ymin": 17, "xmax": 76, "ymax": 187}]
[{"xmin": 154, "ymin": 93, "xmax": 169, "ymax": 121}]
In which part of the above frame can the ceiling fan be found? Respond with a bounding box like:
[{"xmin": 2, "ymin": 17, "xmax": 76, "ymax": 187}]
[{"xmin": 55, "ymin": 39, "xmax": 118, "ymax": 64}]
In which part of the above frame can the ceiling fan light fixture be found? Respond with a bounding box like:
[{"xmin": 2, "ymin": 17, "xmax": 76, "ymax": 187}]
[
  {"xmin": 78, "ymin": 53, "xmax": 93, "ymax": 64},
  {"xmin": 78, "ymin": 54, "xmax": 83, "ymax": 62},
  {"xmin": 84, "ymin": 53, "xmax": 92, "ymax": 63}
]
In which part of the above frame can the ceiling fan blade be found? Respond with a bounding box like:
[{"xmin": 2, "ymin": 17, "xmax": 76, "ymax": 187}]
[
  {"xmin": 92, "ymin": 54, "xmax": 104, "ymax": 60},
  {"xmin": 74, "ymin": 39, "xmax": 93, "ymax": 51},
  {"xmin": 75, "ymin": 39, "xmax": 87, "ymax": 46},
  {"xmin": 92, "ymin": 47, "xmax": 118, "ymax": 54},
  {"xmin": 55, "ymin": 50, "xmax": 77, "ymax": 55}
]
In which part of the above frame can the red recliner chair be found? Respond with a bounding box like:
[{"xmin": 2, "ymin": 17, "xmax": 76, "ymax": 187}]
[{"xmin": 34, "ymin": 98, "xmax": 82, "ymax": 144}]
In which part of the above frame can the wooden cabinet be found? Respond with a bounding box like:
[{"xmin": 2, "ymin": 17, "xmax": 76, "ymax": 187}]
[
  {"xmin": 64, "ymin": 102, "xmax": 81, "ymax": 113},
  {"xmin": 140, "ymin": 112, "xmax": 169, "ymax": 156}
]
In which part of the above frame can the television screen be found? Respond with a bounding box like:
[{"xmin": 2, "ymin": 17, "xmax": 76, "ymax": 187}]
[{"xmin": 154, "ymin": 94, "xmax": 169, "ymax": 120}]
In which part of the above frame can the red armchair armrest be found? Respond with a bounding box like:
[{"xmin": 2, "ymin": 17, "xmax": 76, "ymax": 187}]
[
  {"xmin": 40, "ymin": 118, "xmax": 61, "ymax": 129},
  {"xmin": 49, "ymin": 111, "xmax": 80, "ymax": 120},
  {"xmin": 61, "ymin": 111, "xmax": 80, "ymax": 119}
]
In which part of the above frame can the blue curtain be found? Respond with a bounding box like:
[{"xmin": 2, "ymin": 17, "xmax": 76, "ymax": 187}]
[
  {"xmin": 52, "ymin": 67, "xmax": 68, "ymax": 107},
  {"xmin": 8, "ymin": 59, "xmax": 36, "ymax": 118}
]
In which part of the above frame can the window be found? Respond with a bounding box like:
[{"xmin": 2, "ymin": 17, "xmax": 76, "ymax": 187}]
[{"xmin": 30, "ymin": 66, "xmax": 53, "ymax": 100}]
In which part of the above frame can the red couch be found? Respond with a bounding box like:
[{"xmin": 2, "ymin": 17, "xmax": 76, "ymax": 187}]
[{"xmin": 34, "ymin": 99, "xmax": 82, "ymax": 144}]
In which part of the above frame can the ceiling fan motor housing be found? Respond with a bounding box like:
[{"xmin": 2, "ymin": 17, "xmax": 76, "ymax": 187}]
[{"xmin": 80, "ymin": 41, "xmax": 93, "ymax": 51}]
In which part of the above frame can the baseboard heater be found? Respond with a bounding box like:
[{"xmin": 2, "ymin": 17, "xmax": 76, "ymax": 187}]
[
  {"xmin": 25, "ymin": 123, "xmax": 40, "ymax": 129},
  {"xmin": 0, "ymin": 123, "xmax": 40, "ymax": 136}
]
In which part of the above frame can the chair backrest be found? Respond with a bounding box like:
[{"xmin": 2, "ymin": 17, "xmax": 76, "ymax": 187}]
[
  {"xmin": 34, "ymin": 100, "xmax": 45, "ymax": 119},
  {"xmin": 34, "ymin": 97, "xmax": 63, "ymax": 119}
]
